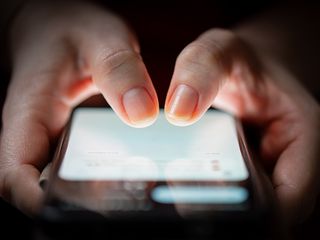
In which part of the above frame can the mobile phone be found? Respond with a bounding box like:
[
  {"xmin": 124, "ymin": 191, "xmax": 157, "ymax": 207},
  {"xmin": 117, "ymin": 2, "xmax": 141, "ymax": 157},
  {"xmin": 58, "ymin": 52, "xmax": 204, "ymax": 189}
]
[{"xmin": 37, "ymin": 107, "xmax": 276, "ymax": 239}]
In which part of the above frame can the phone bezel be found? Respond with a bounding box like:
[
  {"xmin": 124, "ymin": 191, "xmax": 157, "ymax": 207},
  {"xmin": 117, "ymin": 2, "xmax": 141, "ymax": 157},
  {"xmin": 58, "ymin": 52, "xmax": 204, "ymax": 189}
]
[{"xmin": 38, "ymin": 107, "xmax": 275, "ymax": 230}]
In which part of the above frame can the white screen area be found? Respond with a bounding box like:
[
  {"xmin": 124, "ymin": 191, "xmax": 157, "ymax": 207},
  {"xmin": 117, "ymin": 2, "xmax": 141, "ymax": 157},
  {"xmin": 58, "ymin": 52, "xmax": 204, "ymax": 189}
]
[{"xmin": 59, "ymin": 108, "xmax": 248, "ymax": 181}]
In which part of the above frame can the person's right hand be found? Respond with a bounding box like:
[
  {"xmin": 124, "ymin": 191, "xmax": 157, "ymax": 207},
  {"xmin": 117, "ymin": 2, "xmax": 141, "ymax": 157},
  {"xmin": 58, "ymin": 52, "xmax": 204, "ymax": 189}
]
[
  {"xmin": 0, "ymin": 0, "xmax": 158, "ymax": 216},
  {"xmin": 164, "ymin": 28, "xmax": 320, "ymax": 226}
]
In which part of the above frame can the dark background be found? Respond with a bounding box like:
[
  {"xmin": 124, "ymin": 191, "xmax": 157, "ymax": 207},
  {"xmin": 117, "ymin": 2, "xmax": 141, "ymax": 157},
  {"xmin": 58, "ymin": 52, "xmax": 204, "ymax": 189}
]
[{"xmin": 1, "ymin": 0, "xmax": 320, "ymax": 239}]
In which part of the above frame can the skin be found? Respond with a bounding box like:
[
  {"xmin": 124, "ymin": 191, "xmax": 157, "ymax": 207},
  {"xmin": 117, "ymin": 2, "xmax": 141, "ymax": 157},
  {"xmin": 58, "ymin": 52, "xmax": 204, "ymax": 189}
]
[
  {"xmin": 0, "ymin": 0, "xmax": 319, "ymax": 229},
  {"xmin": 0, "ymin": 0, "xmax": 159, "ymax": 215},
  {"xmin": 165, "ymin": 29, "xmax": 320, "ymax": 226}
]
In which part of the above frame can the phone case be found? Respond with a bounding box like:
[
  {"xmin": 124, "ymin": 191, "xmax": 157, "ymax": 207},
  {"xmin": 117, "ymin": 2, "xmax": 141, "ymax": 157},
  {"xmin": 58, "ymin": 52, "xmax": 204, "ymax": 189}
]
[{"xmin": 35, "ymin": 108, "xmax": 280, "ymax": 240}]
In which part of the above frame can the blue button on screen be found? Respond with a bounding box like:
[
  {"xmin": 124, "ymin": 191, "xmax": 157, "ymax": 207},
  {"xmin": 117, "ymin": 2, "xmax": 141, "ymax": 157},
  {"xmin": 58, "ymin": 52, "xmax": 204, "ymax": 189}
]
[{"xmin": 152, "ymin": 185, "xmax": 248, "ymax": 204}]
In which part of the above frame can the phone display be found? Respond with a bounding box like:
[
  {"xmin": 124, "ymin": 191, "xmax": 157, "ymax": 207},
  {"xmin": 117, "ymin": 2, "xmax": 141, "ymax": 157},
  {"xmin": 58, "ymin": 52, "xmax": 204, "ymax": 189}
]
[
  {"xmin": 39, "ymin": 107, "xmax": 274, "ymax": 239},
  {"xmin": 60, "ymin": 108, "xmax": 248, "ymax": 182}
]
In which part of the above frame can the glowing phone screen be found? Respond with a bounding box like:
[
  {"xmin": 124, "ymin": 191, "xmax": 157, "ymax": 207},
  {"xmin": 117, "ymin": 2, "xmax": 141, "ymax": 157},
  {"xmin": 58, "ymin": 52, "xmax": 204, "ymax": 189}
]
[{"xmin": 59, "ymin": 108, "xmax": 248, "ymax": 182}]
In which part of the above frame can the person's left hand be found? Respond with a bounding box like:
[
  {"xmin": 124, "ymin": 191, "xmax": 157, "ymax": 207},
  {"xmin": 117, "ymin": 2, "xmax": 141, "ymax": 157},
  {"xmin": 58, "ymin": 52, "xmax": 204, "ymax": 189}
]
[{"xmin": 0, "ymin": 0, "xmax": 158, "ymax": 216}]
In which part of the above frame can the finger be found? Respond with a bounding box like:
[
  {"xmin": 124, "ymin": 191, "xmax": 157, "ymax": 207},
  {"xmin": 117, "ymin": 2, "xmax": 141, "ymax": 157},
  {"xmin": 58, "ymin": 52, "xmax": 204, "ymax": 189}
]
[
  {"xmin": 165, "ymin": 29, "xmax": 264, "ymax": 126},
  {"xmin": 79, "ymin": 14, "xmax": 158, "ymax": 127},
  {"xmin": 0, "ymin": 110, "xmax": 52, "ymax": 216},
  {"xmin": 0, "ymin": 164, "xmax": 43, "ymax": 216},
  {"xmin": 256, "ymin": 63, "xmax": 320, "ymax": 225},
  {"xmin": 165, "ymin": 29, "xmax": 234, "ymax": 125},
  {"xmin": 270, "ymin": 115, "xmax": 320, "ymax": 226}
]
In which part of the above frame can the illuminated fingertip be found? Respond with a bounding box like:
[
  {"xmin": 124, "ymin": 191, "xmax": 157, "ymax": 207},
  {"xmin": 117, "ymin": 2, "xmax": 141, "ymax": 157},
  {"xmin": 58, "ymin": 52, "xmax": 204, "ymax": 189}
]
[
  {"xmin": 128, "ymin": 114, "xmax": 158, "ymax": 128},
  {"xmin": 166, "ymin": 84, "xmax": 198, "ymax": 123},
  {"xmin": 122, "ymin": 87, "xmax": 158, "ymax": 127},
  {"xmin": 165, "ymin": 112, "xmax": 195, "ymax": 127}
]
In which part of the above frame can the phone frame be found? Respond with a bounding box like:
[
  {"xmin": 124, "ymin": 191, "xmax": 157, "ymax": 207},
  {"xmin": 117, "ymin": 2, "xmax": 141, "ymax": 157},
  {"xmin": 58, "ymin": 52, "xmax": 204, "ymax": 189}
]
[{"xmin": 36, "ymin": 107, "xmax": 276, "ymax": 239}]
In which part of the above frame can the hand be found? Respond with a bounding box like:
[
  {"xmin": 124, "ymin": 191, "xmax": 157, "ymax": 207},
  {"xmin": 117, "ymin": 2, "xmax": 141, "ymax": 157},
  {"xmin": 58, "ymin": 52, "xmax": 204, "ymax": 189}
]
[
  {"xmin": 0, "ymin": 0, "xmax": 158, "ymax": 215},
  {"xmin": 165, "ymin": 28, "xmax": 320, "ymax": 225}
]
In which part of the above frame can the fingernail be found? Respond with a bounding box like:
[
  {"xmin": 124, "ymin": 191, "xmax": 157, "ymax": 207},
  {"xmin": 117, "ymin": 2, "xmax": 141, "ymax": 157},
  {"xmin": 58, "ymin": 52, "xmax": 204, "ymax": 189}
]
[
  {"xmin": 167, "ymin": 84, "xmax": 198, "ymax": 123},
  {"xmin": 123, "ymin": 87, "xmax": 157, "ymax": 127}
]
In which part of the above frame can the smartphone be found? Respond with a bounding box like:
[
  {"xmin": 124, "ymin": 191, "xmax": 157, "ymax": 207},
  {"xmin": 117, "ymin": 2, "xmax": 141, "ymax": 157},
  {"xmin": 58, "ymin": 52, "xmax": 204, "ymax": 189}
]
[{"xmin": 37, "ymin": 107, "xmax": 276, "ymax": 239}]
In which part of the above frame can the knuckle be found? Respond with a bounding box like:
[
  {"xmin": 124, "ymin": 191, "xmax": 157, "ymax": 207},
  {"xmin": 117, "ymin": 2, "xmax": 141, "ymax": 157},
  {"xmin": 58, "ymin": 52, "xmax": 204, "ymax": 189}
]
[
  {"xmin": 94, "ymin": 49, "xmax": 141, "ymax": 82},
  {"xmin": 179, "ymin": 43, "xmax": 208, "ymax": 65},
  {"xmin": 178, "ymin": 39, "xmax": 228, "ymax": 74},
  {"xmin": 180, "ymin": 42, "xmax": 208, "ymax": 59},
  {"xmin": 197, "ymin": 28, "xmax": 247, "ymax": 71},
  {"xmin": 203, "ymin": 28, "xmax": 237, "ymax": 42},
  {"xmin": 176, "ymin": 43, "xmax": 211, "ymax": 76},
  {"xmin": 206, "ymin": 41, "xmax": 227, "ymax": 67}
]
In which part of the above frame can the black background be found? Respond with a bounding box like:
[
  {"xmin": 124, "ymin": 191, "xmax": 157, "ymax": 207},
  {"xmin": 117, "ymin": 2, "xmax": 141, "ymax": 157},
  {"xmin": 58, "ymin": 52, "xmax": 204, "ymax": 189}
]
[{"xmin": 1, "ymin": 0, "xmax": 320, "ymax": 239}]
